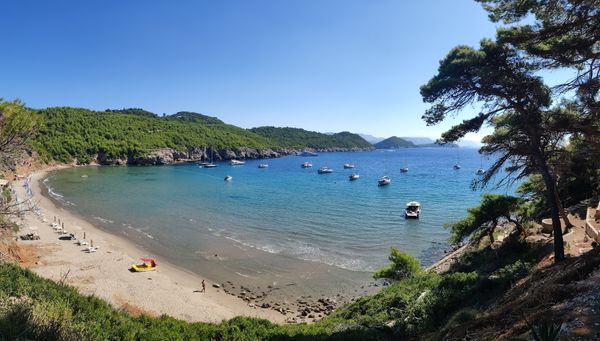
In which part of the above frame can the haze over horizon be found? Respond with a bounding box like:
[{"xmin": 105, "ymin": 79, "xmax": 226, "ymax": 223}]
[{"xmin": 1, "ymin": 0, "xmax": 498, "ymax": 142}]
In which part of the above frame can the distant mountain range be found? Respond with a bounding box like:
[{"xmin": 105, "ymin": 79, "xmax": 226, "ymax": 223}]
[{"xmin": 358, "ymin": 133, "xmax": 386, "ymax": 144}]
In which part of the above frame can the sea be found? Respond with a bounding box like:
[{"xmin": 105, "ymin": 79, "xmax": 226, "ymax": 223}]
[{"xmin": 43, "ymin": 148, "xmax": 518, "ymax": 299}]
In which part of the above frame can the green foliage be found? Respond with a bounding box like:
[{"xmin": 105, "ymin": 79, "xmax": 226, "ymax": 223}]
[
  {"xmin": 373, "ymin": 247, "xmax": 421, "ymax": 280},
  {"xmin": 448, "ymin": 194, "xmax": 524, "ymax": 245},
  {"xmin": 372, "ymin": 136, "xmax": 414, "ymax": 149},
  {"xmin": 334, "ymin": 271, "xmax": 484, "ymax": 336},
  {"xmin": 0, "ymin": 98, "xmax": 41, "ymax": 154},
  {"xmin": 0, "ymin": 263, "xmax": 391, "ymax": 340},
  {"xmin": 30, "ymin": 108, "xmax": 372, "ymax": 164},
  {"xmin": 31, "ymin": 107, "xmax": 274, "ymax": 163},
  {"xmin": 493, "ymin": 260, "xmax": 530, "ymax": 288},
  {"xmin": 169, "ymin": 111, "xmax": 224, "ymax": 124},
  {"xmin": 105, "ymin": 108, "xmax": 157, "ymax": 118},
  {"xmin": 249, "ymin": 126, "xmax": 372, "ymax": 149}
]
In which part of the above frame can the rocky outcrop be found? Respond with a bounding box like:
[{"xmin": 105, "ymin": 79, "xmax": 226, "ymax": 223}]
[{"xmin": 92, "ymin": 146, "xmax": 372, "ymax": 166}]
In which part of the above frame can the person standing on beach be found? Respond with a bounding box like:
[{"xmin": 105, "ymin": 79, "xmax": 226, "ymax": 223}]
[{"xmin": 201, "ymin": 280, "xmax": 206, "ymax": 293}]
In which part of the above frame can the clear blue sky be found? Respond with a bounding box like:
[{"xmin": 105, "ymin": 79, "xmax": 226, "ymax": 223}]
[{"xmin": 1, "ymin": 0, "xmax": 500, "ymax": 141}]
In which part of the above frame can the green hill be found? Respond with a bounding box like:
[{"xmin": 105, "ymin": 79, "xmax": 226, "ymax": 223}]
[
  {"xmin": 373, "ymin": 136, "xmax": 415, "ymax": 149},
  {"xmin": 249, "ymin": 126, "xmax": 372, "ymax": 149},
  {"xmin": 30, "ymin": 107, "xmax": 274, "ymax": 164},
  {"xmin": 30, "ymin": 108, "xmax": 372, "ymax": 164},
  {"xmin": 168, "ymin": 111, "xmax": 224, "ymax": 124}
]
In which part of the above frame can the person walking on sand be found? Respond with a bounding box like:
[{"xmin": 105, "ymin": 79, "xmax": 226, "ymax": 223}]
[{"xmin": 201, "ymin": 279, "xmax": 206, "ymax": 293}]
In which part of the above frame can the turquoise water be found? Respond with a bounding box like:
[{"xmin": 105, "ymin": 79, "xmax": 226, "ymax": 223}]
[{"xmin": 43, "ymin": 148, "xmax": 516, "ymax": 293}]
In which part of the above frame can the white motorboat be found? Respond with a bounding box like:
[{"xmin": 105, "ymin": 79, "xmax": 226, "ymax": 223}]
[
  {"xmin": 230, "ymin": 160, "xmax": 245, "ymax": 166},
  {"xmin": 400, "ymin": 167, "xmax": 409, "ymax": 173},
  {"xmin": 405, "ymin": 201, "xmax": 421, "ymax": 219},
  {"xmin": 301, "ymin": 162, "xmax": 313, "ymax": 168},
  {"xmin": 318, "ymin": 166, "xmax": 334, "ymax": 174},
  {"xmin": 349, "ymin": 173, "xmax": 360, "ymax": 181},
  {"xmin": 377, "ymin": 176, "xmax": 391, "ymax": 186},
  {"xmin": 258, "ymin": 163, "xmax": 269, "ymax": 168},
  {"xmin": 453, "ymin": 148, "xmax": 461, "ymax": 170},
  {"xmin": 343, "ymin": 163, "xmax": 355, "ymax": 169},
  {"xmin": 224, "ymin": 175, "xmax": 233, "ymax": 181},
  {"xmin": 300, "ymin": 149, "xmax": 318, "ymax": 157}
]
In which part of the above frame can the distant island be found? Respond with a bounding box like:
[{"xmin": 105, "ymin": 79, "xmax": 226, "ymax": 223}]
[
  {"xmin": 373, "ymin": 136, "xmax": 415, "ymax": 149},
  {"xmin": 372, "ymin": 136, "xmax": 458, "ymax": 149}
]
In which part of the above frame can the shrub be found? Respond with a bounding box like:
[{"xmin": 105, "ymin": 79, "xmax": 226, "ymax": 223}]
[{"xmin": 373, "ymin": 247, "xmax": 421, "ymax": 280}]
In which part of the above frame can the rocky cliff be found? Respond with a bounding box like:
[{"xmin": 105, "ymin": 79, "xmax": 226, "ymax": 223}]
[{"xmin": 93, "ymin": 146, "xmax": 373, "ymax": 166}]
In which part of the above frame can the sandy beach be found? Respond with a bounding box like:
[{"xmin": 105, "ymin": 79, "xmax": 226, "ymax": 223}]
[{"xmin": 12, "ymin": 167, "xmax": 287, "ymax": 324}]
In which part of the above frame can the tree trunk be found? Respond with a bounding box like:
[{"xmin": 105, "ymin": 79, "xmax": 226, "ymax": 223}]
[
  {"xmin": 527, "ymin": 126, "xmax": 565, "ymax": 262},
  {"xmin": 536, "ymin": 158, "xmax": 565, "ymax": 262},
  {"xmin": 553, "ymin": 186, "xmax": 572, "ymax": 228}
]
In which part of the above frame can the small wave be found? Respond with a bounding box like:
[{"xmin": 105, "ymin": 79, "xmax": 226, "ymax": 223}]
[
  {"xmin": 93, "ymin": 216, "xmax": 114, "ymax": 224},
  {"xmin": 46, "ymin": 186, "xmax": 64, "ymax": 199},
  {"xmin": 235, "ymin": 272, "xmax": 250, "ymax": 278},
  {"xmin": 219, "ymin": 233, "xmax": 370, "ymax": 272}
]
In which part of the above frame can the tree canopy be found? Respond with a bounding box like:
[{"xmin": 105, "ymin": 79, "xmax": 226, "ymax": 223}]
[
  {"xmin": 448, "ymin": 194, "xmax": 525, "ymax": 245},
  {"xmin": 0, "ymin": 99, "xmax": 41, "ymax": 155},
  {"xmin": 421, "ymin": 37, "xmax": 567, "ymax": 261},
  {"xmin": 373, "ymin": 247, "xmax": 421, "ymax": 281}
]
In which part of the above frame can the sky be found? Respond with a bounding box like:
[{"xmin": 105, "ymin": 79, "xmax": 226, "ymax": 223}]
[{"xmin": 1, "ymin": 0, "xmax": 503, "ymax": 142}]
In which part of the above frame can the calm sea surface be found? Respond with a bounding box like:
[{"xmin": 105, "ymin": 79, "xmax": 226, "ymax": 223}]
[{"xmin": 43, "ymin": 148, "xmax": 517, "ymax": 295}]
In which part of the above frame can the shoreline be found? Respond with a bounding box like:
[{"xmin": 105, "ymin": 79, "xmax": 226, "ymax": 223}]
[{"xmin": 14, "ymin": 167, "xmax": 289, "ymax": 323}]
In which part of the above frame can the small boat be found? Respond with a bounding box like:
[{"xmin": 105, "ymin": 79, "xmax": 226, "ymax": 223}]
[
  {"xmin": 224, "ymin": 175, "xmax": 233, "ymax": 181},
  {"xmin": 85, "ymin": 246, "xmax": 97, "ymax": 253},
  {"xmin": 202, "ymin": 147, "xmax": 218, "ymax": 168},
  {"xmin": 454, "ymin": 148, "xmax": 461, "ymax": 170},
  {"xmin": 78, "ymin": 239, "xmax": 89, "ymax": 246},
  {"xmin": 343, "ymin": 163, "xmax": 355, "ymax": 169},
  {"xmin": 318, "ymin": 167, "xmax": 334, "ymax": 174},
  {"xmin": 349, "ymin": 173, "xmax": 360, "ymax": 181},
  {"xmin": 405, "ymin": 201, "xmax": 421, "ymax": 219},
  {"xmin": 301, "ymin": 162, "xmax": 313, "ymax": 168},
  {"xmin": 377, "ymin": 176, "xmax": 391, "ymax": 186},
  {"xmin": 300, "ymin": 149, "xmax": 318, "ymax": 157},
  {"xmin": 131, "ymin": 258, "xmax": 159, "ymax": 272},
  {"xmin": 400, "ymin": 167, "xmax": 409, "ymax": 173},
  {"xmin": 258, "ymin": 163, "xmax": 269, "ymax": 168},
  {"xmin": 230, "ymin": 160, "xmax": 245, "ymax": 165},
  {"xmin": 476, "ymin": 157, "xmax": 486, "ymax": 175}
]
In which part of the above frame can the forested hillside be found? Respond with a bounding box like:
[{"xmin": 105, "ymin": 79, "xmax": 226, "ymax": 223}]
[
  {"xmin": 30, "ymin": 108, "xmax": 371, "ymax": 164},
  {"xmin": 373, "ymin": 136, "xmax": 414, "ymax": 149},
  {"xmin": 249, "ymin": 126, "xmax": 372, "ymax": 149}
]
